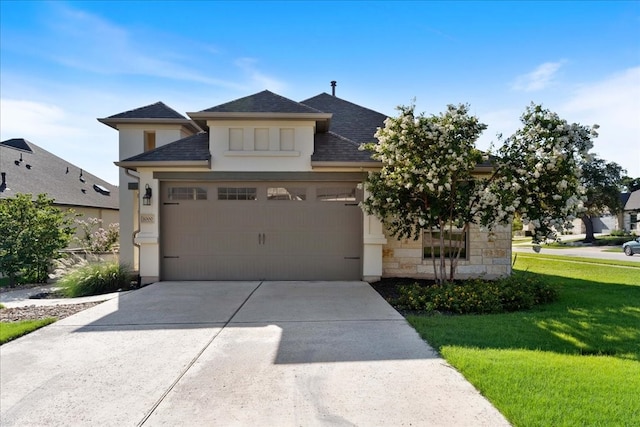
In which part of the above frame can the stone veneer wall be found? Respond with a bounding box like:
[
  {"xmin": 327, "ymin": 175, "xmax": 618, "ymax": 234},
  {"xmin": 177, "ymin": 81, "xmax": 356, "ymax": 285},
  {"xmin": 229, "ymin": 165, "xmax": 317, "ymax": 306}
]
[{"xmin": 381, "ymin": 224, "xmax": 512, "ymax": 279}]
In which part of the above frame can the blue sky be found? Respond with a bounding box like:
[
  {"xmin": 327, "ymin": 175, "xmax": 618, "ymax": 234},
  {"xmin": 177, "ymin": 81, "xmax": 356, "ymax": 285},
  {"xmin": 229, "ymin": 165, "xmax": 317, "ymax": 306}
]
[{"xmin": 1, "ymin": 0, "xmax": 639, "ymax": 185}]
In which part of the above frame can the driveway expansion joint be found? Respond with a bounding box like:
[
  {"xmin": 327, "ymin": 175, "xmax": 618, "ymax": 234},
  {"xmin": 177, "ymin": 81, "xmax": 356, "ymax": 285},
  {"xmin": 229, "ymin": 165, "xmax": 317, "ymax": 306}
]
[{"xmin": 136, "ymin": 281, "xmax": 265, "ymax": 426}]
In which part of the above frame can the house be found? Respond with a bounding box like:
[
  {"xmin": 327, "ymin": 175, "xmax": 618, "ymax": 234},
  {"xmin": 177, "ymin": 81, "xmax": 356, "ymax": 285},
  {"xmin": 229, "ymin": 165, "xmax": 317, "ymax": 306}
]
[
  {"xmin": 101, "ymin": 89, "xmax": 511, "ymax": 285},
  {"xmin": 622, "ymin": 190, "xmax": 640, "ymax": 232},
  {"xmin": 0, "ymin": 138, "xmax": 119, "ymax": 240}
]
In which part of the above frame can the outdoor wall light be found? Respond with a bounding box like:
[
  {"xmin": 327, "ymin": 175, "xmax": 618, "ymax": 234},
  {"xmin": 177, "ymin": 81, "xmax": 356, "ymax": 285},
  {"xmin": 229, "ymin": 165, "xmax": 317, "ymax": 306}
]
[{"xmin": 143, "ymin": 184, "xmax": 152, "ymax": 206}]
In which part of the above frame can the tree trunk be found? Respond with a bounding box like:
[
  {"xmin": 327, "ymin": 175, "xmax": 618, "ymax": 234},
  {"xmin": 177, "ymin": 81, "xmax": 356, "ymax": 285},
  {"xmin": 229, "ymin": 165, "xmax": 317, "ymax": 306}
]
[{"xmin": 582, "ymin": 214, "xmax": 595, "ymax": 243}]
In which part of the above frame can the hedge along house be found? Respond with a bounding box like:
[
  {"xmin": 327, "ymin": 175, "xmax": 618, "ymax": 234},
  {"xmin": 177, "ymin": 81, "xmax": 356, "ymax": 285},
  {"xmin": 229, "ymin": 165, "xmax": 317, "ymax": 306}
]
[
  {"xmin": 100, "ymin": 88, "xmax": 511, "ymax": 285},
  {"xmin": 0, "ymin": 138, "xmax": 119, "ymax": 244}
]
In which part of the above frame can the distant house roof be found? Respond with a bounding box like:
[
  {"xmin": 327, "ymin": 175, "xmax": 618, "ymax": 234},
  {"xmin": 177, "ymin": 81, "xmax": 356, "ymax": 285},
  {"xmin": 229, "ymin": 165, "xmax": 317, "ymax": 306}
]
[
  {"xmin": 1, "ymin": 138, "xmax": 34, "ymax": 153},
  {"xmin": 624, "ymin": 189, "xmax": 640, "ymax": 212},
  {"xmin": 0, "ymin": 139, "xmax": 118, "ymax": 210}
]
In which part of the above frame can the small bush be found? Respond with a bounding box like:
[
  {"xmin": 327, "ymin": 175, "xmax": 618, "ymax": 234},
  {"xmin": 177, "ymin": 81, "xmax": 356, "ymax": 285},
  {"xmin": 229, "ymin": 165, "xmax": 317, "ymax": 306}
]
[
  {"xmin": 394, "ymin": 272, "xmax": 558, "ymax": 314},
  {"xmin": 59, "ymin": 263, "xmax": 133, "ymax": 297}
]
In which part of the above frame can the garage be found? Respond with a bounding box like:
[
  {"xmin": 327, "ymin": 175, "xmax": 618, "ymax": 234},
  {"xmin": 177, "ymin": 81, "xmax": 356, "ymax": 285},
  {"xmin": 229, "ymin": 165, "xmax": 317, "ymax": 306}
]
[{"xmin": 160, "ymin": 180, "xmax": 363, "ymax": 280}]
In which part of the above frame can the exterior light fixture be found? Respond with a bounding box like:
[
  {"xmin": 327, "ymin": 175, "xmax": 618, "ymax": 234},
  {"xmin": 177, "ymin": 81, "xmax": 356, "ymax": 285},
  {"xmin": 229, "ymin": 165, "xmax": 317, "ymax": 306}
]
[{"xmin": 143, "ymin": 184, "xmax": 152, "ymax": 206}]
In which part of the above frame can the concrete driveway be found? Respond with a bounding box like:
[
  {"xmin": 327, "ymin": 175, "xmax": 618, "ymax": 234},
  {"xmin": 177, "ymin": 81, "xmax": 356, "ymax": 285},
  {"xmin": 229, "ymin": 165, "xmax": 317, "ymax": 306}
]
[{"xmin": 1, "ymin": 281, "xmax": 509, "ymax": 426}]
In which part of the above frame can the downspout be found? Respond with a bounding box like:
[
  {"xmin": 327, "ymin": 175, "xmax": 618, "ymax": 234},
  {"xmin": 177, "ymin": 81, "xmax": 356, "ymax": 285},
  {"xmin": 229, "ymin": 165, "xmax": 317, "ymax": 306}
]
[{"xmin": 125, "ymin": 167, "xmax": 141, "ymax": 284}]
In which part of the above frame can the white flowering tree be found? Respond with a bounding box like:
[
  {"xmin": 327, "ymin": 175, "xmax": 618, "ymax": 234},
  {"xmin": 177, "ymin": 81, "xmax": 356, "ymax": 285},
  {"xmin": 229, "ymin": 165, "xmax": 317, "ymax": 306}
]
[{"xmin": 361, "ymin": 103, "xmax": 596, "ymax": 283}]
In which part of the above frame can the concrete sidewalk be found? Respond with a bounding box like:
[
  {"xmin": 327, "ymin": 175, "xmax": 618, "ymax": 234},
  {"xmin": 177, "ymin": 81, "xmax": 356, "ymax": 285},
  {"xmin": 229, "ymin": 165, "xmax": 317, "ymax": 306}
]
[{"xmin": 1, "ymin": 281, "xmax": 510, "ymax": 426}]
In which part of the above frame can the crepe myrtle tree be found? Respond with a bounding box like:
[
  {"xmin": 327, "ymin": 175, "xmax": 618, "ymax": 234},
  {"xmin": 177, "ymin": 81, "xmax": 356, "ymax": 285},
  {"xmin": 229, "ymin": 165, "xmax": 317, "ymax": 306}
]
[{"xmin": 360, "ymin": 103, "xmax": 595, "ymax": 283}]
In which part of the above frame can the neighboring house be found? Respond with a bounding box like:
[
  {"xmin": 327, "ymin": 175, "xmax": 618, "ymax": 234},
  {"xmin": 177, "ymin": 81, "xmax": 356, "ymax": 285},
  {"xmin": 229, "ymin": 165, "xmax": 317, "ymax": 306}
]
[
  {"xmin": 622, "ymin": 190, "xmax": 640, "ymax": 232},
  {"xmin": 0, "ymin": 138, "xmax": 119, "ymax": 243},
  {"xmin": 570, "ymin": 191, "xmax": 638, "ymax": 234},
  {"xmin": 100, "ymin": 89, "xmax": 511, "ymax": 285}
]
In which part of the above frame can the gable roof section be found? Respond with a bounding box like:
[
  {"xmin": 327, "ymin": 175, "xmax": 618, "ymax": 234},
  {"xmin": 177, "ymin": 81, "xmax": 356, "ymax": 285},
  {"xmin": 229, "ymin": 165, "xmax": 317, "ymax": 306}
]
[
  {"xmin": 624, "ymin": 189, "xmax": 640, "ymax": 212},
  {"xmin": 0, "ymin": 139, "xmax": 118, "ymax": 209},
  {"xmin": 188, "ymin": 90, "xmax": 332, "ymax": 132},
  {"xmin": 201, "ymin": 90, "xmax": 323, "ymax": 114},
  {"xmin": 117, "ymin": 132, "xmax": 210, "ymax": 168},
  {"xmin": 107, "ymin": 101, "xmax": 187, "ymax": 119},
  {"xmin": 301, "ymin": 93, "xmax": 387, "ymax": 145},
  {"xmin": 98, "ymin": 102, "xmax": 201, "ymax": 133}
]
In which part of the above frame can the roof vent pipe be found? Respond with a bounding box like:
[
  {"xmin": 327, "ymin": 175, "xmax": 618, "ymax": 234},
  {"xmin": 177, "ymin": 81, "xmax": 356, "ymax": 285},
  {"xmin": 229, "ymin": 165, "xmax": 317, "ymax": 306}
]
[{"xmin": 330, "ymin": 80, "xmax": 337, "ymax": 96}]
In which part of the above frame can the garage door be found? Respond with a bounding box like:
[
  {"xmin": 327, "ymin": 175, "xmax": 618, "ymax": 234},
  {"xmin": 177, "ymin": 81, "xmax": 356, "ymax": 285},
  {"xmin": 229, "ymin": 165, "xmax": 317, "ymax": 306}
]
[{"xmin": 160, "ymin": 181, "xmax": 362, "ymax": 280}]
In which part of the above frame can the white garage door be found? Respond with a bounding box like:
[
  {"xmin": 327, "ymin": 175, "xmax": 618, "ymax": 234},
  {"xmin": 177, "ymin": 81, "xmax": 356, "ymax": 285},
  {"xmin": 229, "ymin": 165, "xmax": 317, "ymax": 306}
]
[{"xmin": 160, "ymin": 181, "xmax": 362, "ymax": 280}]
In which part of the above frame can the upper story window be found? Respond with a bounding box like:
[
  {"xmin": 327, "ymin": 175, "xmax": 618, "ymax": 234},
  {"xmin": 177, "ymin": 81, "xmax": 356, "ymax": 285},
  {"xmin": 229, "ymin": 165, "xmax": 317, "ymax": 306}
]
[
  {"xmin": 144, "ymin": 131, "xmax": 156, "ymax": 152},
  {"xmin": 225, "ymin": 127, "xmax": 298, "ymax": 156}
]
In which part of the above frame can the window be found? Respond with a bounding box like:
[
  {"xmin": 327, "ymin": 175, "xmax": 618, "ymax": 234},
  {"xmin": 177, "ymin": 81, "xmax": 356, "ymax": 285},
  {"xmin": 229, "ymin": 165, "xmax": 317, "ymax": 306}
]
[
  {"xmin": 144, "ymin": 131, "xmax": 156, "ymax": 152},
  {"xmin": 267, "ymin": 187, "xmax": 306, "ymax": 201},
  {"xmin": 254, "ymin": 128, "xmax": 269, "ymax": 150},
  {"xmin": 229, "ymin": 128, "xmax": 243, "ymax": 151},
  {"xmin": 168, "ymin": 187, "xmax": 207, "ymax": 200},
  {"xmin": 631, "ymin": 213, "xmax": 638, "ymax": 230},
  {"xmin": 317, "ymin": 187, "xmax": 356, "ymax": 202},
  {"xmin": 280, "ymin": 128, "xmax": 294, "ymax": 151},
  {"xmin": 423, "ymin": 229, "xmax": 467, "ymax": 259},
  {"xmin": 218, "ymin": 187, "xmax": 257, "ymax": 200}
]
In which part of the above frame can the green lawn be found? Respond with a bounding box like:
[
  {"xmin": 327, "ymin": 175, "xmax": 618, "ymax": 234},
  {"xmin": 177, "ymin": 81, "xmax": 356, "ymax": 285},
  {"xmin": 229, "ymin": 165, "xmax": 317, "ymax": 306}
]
[
  {"xmin": 0, "ymin": 318, "xmax": 56, "ymax": 345},
  {"xmin": 407, "ymin": 253, "xmax": 640, "ymax": 426}
]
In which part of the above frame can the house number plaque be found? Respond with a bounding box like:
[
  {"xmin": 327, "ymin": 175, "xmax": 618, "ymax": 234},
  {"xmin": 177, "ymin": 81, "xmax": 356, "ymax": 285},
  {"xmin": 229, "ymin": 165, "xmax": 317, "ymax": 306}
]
[{"xmin": 140, "ymin": 214, "xmax": 155, "ymax": 224}]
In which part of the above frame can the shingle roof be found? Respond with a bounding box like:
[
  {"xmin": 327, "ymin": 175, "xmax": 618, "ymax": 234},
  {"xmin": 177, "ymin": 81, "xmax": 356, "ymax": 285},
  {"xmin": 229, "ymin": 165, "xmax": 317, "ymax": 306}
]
[
  {"xmin": 624, "ymin": 189, "xmax": 640, "ymax": 211},
  {"xmin": 121, "ymin": 132, "xmax": 210, "ymax": 163},
  {"xmin": 201, "ymin": 90, "xmax": 323, "ymax": 114},
  {"xmin": 1, "ymin": 138, "xmax": 34, "ymax": 153},
  {"xmin": 301, "ymin": 93, "xmax": 387, "ymax": 145},
  {"xmin": 311, "ymin": 132, "xmax": 377, "ymax": 163},
  {"xmin": 107, "ymin": 101, "xmax": 187, "ymax": 119},
  {"xmin": 0, "ymin": 139, "xmax": 118, "ymax": 209}
]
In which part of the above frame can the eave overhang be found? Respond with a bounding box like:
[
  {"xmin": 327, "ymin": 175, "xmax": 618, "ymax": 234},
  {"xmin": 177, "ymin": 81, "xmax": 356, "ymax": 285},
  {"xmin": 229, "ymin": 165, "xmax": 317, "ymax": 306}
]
[
  {"xmin": 114, "ymin": 159, "xmax": 211, "ymax": 171},
  {"xmin": 187, "ymin": 112, "xmax": 332, "ymax": 133},
  {"xmin": 98, "ymin": 117, "xmax": 202, "ymax": 133}
]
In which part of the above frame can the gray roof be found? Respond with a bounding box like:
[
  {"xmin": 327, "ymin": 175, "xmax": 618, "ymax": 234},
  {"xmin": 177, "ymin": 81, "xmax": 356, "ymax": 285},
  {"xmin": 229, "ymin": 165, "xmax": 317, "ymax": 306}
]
[
  {"xmin": 311, "ymin": 132, "xmax": 377, "ymax": 163},
  {"xmin": 121, "ymin": 133, "xmax": 210, "ymax": 163},
  {"xmin": 301, "ymin": 93, "xmax": 387, "ymax": 145},
  {"xmin": 1, "ymin": 138, "xmax": 34, "ymax": 153},
  {"xmin": 624, "ymin": 189, "xmax": 640, "ymax": 211},
  {"xmin": 201, "ymin": 90, "xmax": 323, "ymax": 114},
  {"xmin": 0, "ymin": 139, "xmax": 118, "ymax": 209},
  {"xmin": 107, "ymin": 101, "xmax": 187, "ymax": 119}
]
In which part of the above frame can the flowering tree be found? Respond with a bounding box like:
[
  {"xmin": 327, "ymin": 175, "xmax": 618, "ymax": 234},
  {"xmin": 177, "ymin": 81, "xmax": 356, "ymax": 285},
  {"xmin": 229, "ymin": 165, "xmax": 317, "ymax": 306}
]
[
  {"xmin": 361, "ymin": 103, "xmax": 596, "ymax": 283},
  {"xmin": 75, "ymin": 217, "xmax": 119, "ymax": 253}
]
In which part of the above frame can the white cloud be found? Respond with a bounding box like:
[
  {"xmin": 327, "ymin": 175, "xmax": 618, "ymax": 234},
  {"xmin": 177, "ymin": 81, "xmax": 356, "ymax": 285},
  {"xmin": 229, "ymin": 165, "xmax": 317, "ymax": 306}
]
[
  {"xmin": 0, "ymin": 99, "xmax": 83, "ymax": 139},
  {"xmin": 560, "ymin": 66, "xmax": 640, "ymax": 177},
  {"xmin": 512, "ymin": 61, "xmax": 566, "ymax": 92}
]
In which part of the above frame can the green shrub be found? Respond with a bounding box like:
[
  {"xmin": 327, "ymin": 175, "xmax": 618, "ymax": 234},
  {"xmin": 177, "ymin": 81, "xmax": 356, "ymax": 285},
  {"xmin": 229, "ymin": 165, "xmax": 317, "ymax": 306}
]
[
  {"xmin": 610, "ymin": 229, "xmax": 626, "ymax": 237},
  {"xmin": 59, "ymin": 263, "xmax": 133, "ymax": 297},
  {"xmin": 394, "ymin": 272, "xmax": 558, "ymax": 314}
]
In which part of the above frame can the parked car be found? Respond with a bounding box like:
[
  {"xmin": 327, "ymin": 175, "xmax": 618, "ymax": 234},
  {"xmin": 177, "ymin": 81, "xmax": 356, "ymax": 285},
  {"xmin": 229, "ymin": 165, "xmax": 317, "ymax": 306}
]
[{"xmin": 622, "ymin": 237, "xmax": 640, "ymax": 256}]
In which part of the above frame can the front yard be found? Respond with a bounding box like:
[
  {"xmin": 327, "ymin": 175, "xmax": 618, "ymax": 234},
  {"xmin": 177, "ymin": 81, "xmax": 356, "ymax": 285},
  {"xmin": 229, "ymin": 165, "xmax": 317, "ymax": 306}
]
[{"xmin": 405, "ymin": 254, "xmax": 640, "ymax": 426}]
